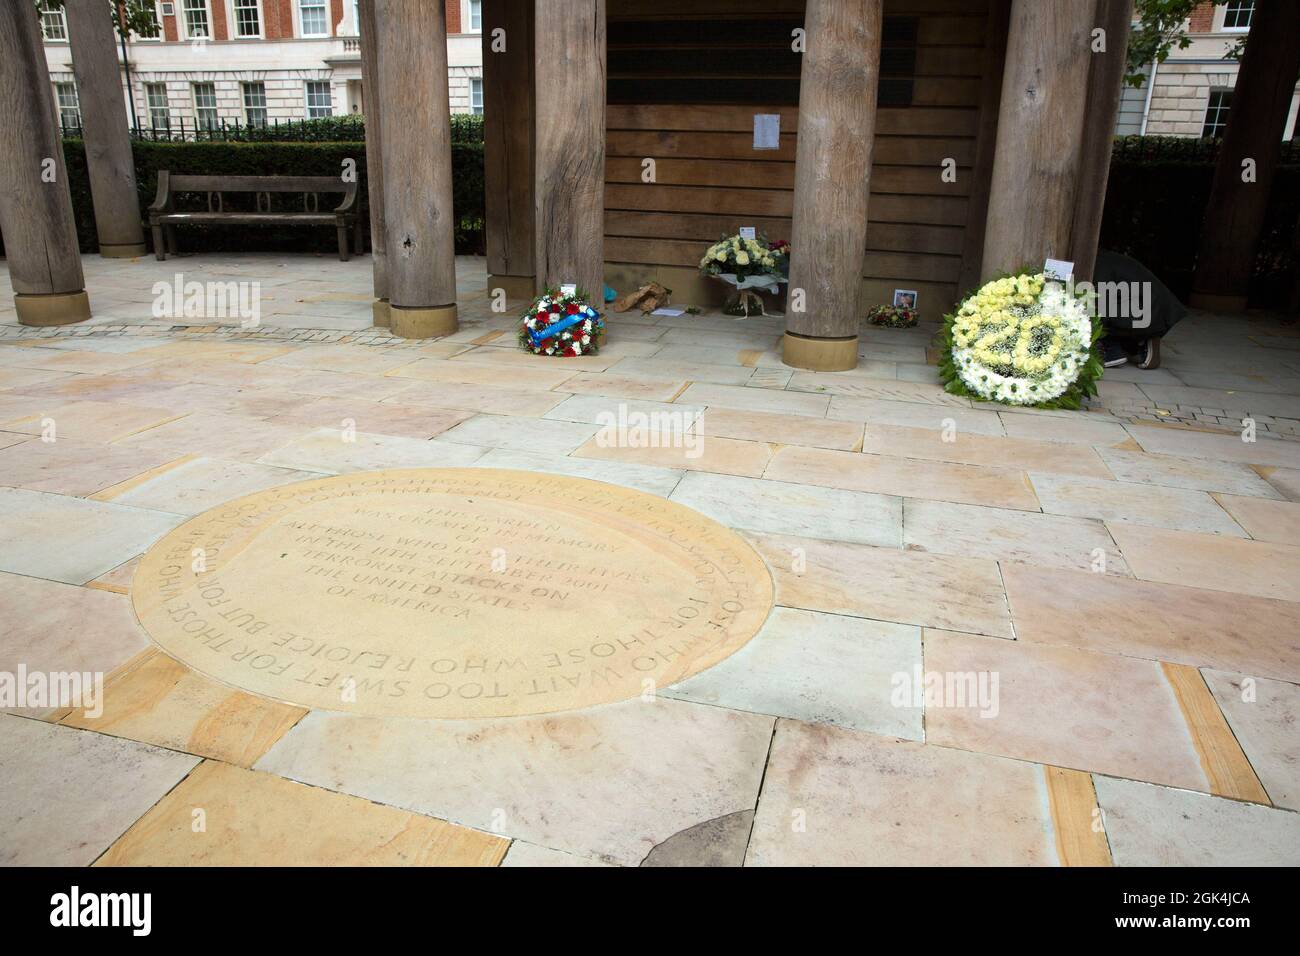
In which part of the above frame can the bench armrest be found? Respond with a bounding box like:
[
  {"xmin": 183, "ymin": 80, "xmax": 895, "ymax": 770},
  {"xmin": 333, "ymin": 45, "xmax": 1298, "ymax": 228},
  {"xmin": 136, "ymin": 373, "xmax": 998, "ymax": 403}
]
[
  {"xmin": 148, "ymin": 171, "xmax": 172, "ymax": 216},
  {"xmin": 333, "ymin": 181, "xmax": 359, "ymax": 216}
]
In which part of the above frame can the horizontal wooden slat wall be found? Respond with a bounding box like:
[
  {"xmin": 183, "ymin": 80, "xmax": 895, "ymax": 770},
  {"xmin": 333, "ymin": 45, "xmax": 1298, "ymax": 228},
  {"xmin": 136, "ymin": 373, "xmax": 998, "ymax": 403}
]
[{"xmin": 603, "ymin": 0, "xmax": 991, "ymax": 316}]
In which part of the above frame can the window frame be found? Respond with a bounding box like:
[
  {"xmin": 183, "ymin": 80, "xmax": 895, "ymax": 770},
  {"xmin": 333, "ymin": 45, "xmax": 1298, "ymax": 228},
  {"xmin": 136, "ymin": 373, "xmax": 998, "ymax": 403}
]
[
  {"xmin": 1202, "ymin": 88, "xmax": 1233, "ymax": 138},
  {"xmin": 1220, "ymin": 1, "xmax": 1255, "ymax": 32},
  {"xmin": 304, "ymin": 80, "xmax": 333, "ymax": 118},
  {"xmin": 467, "ymin": 0, "xmax": 483, "ymax": 33},
  {"xmin": 242, "ymin": 81, "xmax": 269, "ymax": 127},
  {"xmin": 40, "ymin": 0, "xmax": 69, "ymax": 41},
  {"xmin": 469, "ymin": 77, "xmax": 484, "ymax": 115},
  {"xmin": 54, "ymin": 82, "xmax": 81, "ymax": 130},
  {"xmin": 192, "ymin": 81, "xmax": 220, "ymax": 131},
  {"xmin": 181, "ymin": 0, "xmax": 213, "ymax": 41},
  {"xmin": 145, "ymin": 82, "xmax": 171, "ymax": 131},
  {"xmin": 298, "ymin": 0, "xmax": 330, "ymax": 38},
  {"xmin": 232, "ymin": 0, "xmax": 264, "ymax": 39}
]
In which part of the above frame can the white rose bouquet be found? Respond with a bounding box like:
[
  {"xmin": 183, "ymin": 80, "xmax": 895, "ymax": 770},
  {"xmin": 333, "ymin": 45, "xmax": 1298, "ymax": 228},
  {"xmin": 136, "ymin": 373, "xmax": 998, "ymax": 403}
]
[
  {"xmin": 699, "ymin": 233, "xmax": 789, "ymax": 316},
  {"xmin": 939, "ymin": 272, "xmax": 1103, "ymax": 408}
]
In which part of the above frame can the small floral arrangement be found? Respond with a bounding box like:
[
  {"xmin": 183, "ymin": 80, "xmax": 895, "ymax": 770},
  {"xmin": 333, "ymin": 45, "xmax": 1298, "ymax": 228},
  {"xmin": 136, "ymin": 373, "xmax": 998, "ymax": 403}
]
[
  {"xmin": 518, "ymin": 288, "xmax": 605, "ymax": 357},
  {"xmin": 699, "ymin": 233, "xmax": 788, "ymax": 284},
  {"xmin": 867, "ymin": 304, "xmax": 918, "ymax": 328},
  {"xmin": 939, "ymin": 272, "xmax": 1102, "ymax": 408}
]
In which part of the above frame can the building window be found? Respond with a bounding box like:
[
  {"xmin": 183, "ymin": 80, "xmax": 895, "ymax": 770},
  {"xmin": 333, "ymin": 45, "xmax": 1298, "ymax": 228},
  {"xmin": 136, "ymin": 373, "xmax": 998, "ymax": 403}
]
[
  {"xmin": 305, "ymin": 81, "xmax": 333, "ymax": 118},
  {"xmin": 469, "ymin": 77, "xmax": 483, "ymax": 115},
  {"xmin": 299, "ymin": 0, "xmax": 328, "ymax": 37},
  {"xmin": 1222, "ymin": 1, "xmax": 1255, "ymax": 30},
  {"xmin": 146, "ymin": 83, "xmax": 170, "ymax": 130},
  {"xmin": 40, "ymin": 1, "xmax": 68, "ymax": 40},
  {"xmin": 1202, "ymin": 89, "xmax": 1233, "ymax": 138},
  {"xmin": 132, "ymin": 1, "xmax": 162, "ymax": 39},
  {"xmin": 468, "ymin": 0, "xmax": 482, "ymax": 32},
  {"xmin": 182, "ymin": 0, "xmax": 212, "ymax": 40},
  {"xmin": 55, "ymin": 83, "xmax": 81, "ymax": 130},
  {"xmin": 242, "ymin": 82, "xmax": 268, "ymax": 127},
  {"xmin": 234, "ymin": 0, "xmax": 262, "ymax": 37},
  {"xmin": 192, "ymin": 81, "xmax": 219, "ymax": 130}
]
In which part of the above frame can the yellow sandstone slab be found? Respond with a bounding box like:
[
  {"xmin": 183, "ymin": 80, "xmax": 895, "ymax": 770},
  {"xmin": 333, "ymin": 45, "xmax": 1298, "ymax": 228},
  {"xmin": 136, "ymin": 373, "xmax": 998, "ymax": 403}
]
[
  {"xmin": 60, "ymin": 648, "xmax": 305, "ymax": 767},
  {"xmin": 131, "ymin": 468, "xmax": 774, "ymax": 719},
  {"xmin": 96, "ymin": 761, "xmax": 507, "ymax": 867}
]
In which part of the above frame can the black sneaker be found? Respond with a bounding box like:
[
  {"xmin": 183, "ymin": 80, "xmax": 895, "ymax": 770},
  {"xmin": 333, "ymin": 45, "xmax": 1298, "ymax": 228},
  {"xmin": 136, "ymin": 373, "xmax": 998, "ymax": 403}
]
[
  {"xmin": 1102, "ymin": 340, "xmax": 1129, "ymax": 368},
  {"xmin": 1135, "ymin": 337, "xmax": 1161, "ymax": 370}
]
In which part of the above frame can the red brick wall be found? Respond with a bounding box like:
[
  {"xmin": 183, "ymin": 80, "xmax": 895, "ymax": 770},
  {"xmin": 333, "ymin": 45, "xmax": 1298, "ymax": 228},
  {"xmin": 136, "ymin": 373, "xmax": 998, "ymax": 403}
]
[
  {"xmin": 1188, "ymin": 2, "xmax": 1215, "ymax": 32},
  {"xmin": 211, "ymin": 0, "xmax": 230, "ymax": 40},
  {"xmin": 446, "ymin": 0, "xmax": 461, "ymax": 34},
  {"xmin": 331, "ymin": 0, "xmax": 345, "ymax": 36},
  {"xmin": 162, "ymin": 8, "xmax": 178, "ymax": 41}
]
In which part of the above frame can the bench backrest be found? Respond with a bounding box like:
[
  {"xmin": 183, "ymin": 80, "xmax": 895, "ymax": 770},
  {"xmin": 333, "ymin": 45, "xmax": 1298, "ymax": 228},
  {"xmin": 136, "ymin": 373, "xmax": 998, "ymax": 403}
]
[{"xmin": 164, "ymin": 174, "xmax": 354, "ymax": 195}]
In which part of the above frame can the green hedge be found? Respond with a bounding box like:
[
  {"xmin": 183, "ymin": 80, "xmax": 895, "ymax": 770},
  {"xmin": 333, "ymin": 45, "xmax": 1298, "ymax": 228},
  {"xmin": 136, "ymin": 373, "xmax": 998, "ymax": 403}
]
[
  {"xmin": 124, "ymin": 112, "xmax": 485, "ymax": 144},
  {"xmin": 1100, "ymin": 136, "xmax": 1299, "ymax": 306},
  {"xmin": 54, "ymin": 137, "xmax": 485, "ymax": 257}
]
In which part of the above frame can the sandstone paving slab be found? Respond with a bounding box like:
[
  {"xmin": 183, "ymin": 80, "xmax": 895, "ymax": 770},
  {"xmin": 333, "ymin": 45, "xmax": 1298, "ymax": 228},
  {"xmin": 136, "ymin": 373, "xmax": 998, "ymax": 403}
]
[
  {"xmin": 438, "ymin": 413, "xmax": 600, "ymax": 455},
  {"xmin": 827, "ymin": 395, "xmax": 1006, "ymax": 436},
  {"xmin": 255, "ymin": 698, "xmax": 774, "ymax": 866},
  {"xmin": 924, "ymin": 630, "xmax": 1208, "ymax": 791},
  {"xmin": 0, "ymin": 571, "xmax": 150, "ymax": 717},
  {"xmin": 693, "ymin": 407, "xmax": 862, "ymax": 451},
  {"xmin": 788, "ymin": 374, "xmax": 972, "ymax": 407},
  {"xmin": 765, "ymin": 445, "xmax": 1040, "ymax": 511},
  {"xmin": 0, "ymin": 715, "xmax": 200, "ymax": 866},
  {"xmin": 998, "ymin": 413, "xmax": 1130, "ymax": 446},
  {"xmin": 107, "ymin": 456, "xmax": 321, "ymax": 515},
  {"xmin": 749, "ymin": 532, "xmax": 1013, "ymax": 638},
  {"xmin": 1108, "ymin": 523, "xmax": 1300, "ymax": 603},
  {"xmin": 1127, "ymin": 423, "xmax": 1300, "ymax": 470},
  {"xmin": 384, "ymin": 380, "xmax": 569, "ymax": 417},
  {"xmin": 544, "ymin": 394, "xmax": 704, "ymax": 428},
  {"xmin": 1260, "ymin": 466, "xmax": 1300, "ymax": 501},
  {"xmin": 607, "ymin": 357, "xmax": 756, "ymax": 386},
  {"xmin": 861, "ymin": 422, "xmax": 1112, "ymax": 478},
  {"xmin": 60, "ymin": 646, "xmax": 304, "ymax": 766},
  {"xmin": 263, "ymin": 344, "xmax": 422, "ymax": 375},
  {"xmin": 663, "ymin": 607, "xmax": 922, "ymax": 739},
  {"xmin": 1029, "ymin": 472, "xmax": 1245, "ymax": 536},
  {"xmin": 1212, "ymin": 493, "xmax": 1300, "ymax": 546},
  {"xmin": 471, "ymin": 448, "xmax": 684, "ymax": 497},
  {"xmin": 1138, "ymin": 384, "xmax": 1300, "ymax": 420},
  {"xmin": 0, "ymin": 399, "xmax": 182, "ymax": 443},
  {"xmin": 573, "ymin": 430, "xmax": 772, "ymax": 477},
  {"xmin": 1003, "ymin": 564, "xmax": 1300, "ymax": 683},
  {"xmin": 266, "ymin": 396, "xmax": 473, "ymax": 439},
  {"xmin": 500, "ymin": 842, "xmax": 614, "ymax": 867},
  {"xmin": 676, "ymin": 382, "xmax": 830, "ymax": 417},
  {"xmin": 257, "ymin": 428, "xmax": 489, "ymax": 473},
  {"xmin": 669, "ymin": 471, "xmax": 901, "ymax": 547},
  {"xmin": 1203, "ymin": 670, "xmax": 1300, "ymax": 811},
  {"xmin": 746, "ymin": 721, "xmax": 1060, "ymax": 866},
  {"xmin": 553, "ymin": 371, "xmax": 687, "ymax": 402},
  {"xmin": 1094, "ymin": 775, "xmax": 1300, "ymax": 866},
  {"xmin": 904, "ymin": 499, "xmax": 1130, "ymax": 575},
  {"xmin": 113, "ymin": 411, "xmax": 312, "ymax": 461},
  {"xmin": 0, "ymin": 367, "xmax": 90, "ymax": 390},
  {"xmin": 0, "ymin": 436, "xmax": 180, "ymax": 497},
  {"xmin": 390, "ymin": 356, "xmax": 579, "ymax": 391},
  {"xmin": 0, "ymin": 488, "xmax": 183, "ymax": 585},
  {"xmin": 96, "ymin": 760, "xmax": 507, "ymax": 867},
  {"xmin": 1098, "ymin": 447, "xmax": 1283, "ymax": 498}
]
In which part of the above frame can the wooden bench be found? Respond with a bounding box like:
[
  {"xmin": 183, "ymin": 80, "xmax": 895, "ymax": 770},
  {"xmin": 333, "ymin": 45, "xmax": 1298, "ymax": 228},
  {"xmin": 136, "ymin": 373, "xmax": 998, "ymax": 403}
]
[{"xmin": 148, "ymin": 172, "xmax": 361, "ymax": 261}]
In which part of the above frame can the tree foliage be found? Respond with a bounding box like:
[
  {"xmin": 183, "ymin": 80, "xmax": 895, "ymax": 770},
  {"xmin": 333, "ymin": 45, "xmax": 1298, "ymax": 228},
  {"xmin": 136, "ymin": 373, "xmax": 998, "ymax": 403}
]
[{"xmin": 1126, "ymin": 0, "xmax": 1244, "ymax": 87}]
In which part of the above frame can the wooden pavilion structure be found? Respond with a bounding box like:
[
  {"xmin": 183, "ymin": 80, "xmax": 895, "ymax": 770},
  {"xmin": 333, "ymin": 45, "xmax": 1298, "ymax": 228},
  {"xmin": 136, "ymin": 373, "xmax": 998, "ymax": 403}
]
[{"xmin": 0, "ymin": 0, "xmax": 1133, "ymax": 372}]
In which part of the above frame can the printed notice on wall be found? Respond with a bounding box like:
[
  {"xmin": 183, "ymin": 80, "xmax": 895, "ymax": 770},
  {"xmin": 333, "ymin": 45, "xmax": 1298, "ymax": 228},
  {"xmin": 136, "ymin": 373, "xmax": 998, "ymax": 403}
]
[{"xmin": 753, "ymin": 114, "xmax": 780, "ymax": 150}]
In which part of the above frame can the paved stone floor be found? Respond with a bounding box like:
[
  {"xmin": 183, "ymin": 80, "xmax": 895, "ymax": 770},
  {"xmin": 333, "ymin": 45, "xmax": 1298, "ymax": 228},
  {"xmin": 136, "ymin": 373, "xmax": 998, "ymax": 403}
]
[{"xmin": 2, "ymin": 252, "xmax": 1299, "ymax": 866}]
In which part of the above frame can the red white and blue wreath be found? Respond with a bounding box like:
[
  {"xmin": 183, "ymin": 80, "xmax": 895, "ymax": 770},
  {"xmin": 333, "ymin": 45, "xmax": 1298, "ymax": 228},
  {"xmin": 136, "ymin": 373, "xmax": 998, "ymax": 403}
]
[{"xmin": 518, "ymin": 287, "xmax": 606, "ymax": 357}]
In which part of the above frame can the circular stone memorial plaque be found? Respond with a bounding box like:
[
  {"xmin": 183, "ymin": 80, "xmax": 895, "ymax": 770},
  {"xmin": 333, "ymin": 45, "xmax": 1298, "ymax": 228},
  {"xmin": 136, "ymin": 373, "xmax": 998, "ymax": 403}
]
[{"xmin": 132, "ymin": 468, "xmax": 774, "ymax": 719}]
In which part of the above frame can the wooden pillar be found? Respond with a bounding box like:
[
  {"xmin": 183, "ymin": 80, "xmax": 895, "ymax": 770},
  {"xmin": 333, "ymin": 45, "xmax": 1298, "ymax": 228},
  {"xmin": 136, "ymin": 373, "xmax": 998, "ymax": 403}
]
[
  {"xmin": 957, "ymin": 0, "xmax": 1011, "ymax": 293},
  {"xmin": 484, "ymin": 0, "xmax": 536, "ymax": 301},
  {"xmin": 1191, "ymin": 0, "xmax": 1300, "ymax": 311},
  {"xmin": 534, "ymin": 0, "xmax": 606, "ymax": 301},
  {"xmin": 372, "ymin": 0, "xmax": 458, "ymax": 338},
  {"xmin": 981, "ymin": 0, "xmax": 1095, "ymax": 281},
  {"xmin": 782, "ymin": 0, "xmax": 883, "ymax": 372},
  {"xmin": 1069, "ymin": 0, "xmax": 1134, "ymax": 283},
  {"xmin": 65, "ymin": 0, "xmax": 146, "ymax": 259},
  {"xmin": 357, "ymin": 0, "xmax": 389, "ymax": 327},
  {"xmin": 0, "ymin": 1, "xmax": 90, "ymax": 326}
]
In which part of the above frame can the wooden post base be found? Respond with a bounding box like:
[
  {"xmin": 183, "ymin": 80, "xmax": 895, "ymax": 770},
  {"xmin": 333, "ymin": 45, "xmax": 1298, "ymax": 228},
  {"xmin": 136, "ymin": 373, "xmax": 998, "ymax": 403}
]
[
  {"xmin": 487, "ymin": 274, "xmax": 537, "ymax": 301},
  {"xmin": 372, "ymin": 298, "xmax": 391, "ymax": 328},
  {"xmin": 15, "ymin": 291, "xmax": 92, "ymax": 327},
  {"xmin": 1188, "ymin": 292, "xmax": 1249, "ymax": 314},
  {"xmin": 99, "ymin": 242, "xmax": 148, "ymax": 259},
  {"xmin": 390, "ymin": 303, "xmax": 458, "ymax": 339},
  {"xmin": 782, "ymin": 332, "xmax": 858, "ymax": 372}
]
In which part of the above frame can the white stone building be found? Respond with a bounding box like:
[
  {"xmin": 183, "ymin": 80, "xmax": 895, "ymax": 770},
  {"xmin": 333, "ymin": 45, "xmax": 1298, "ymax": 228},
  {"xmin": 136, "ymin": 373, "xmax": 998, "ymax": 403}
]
[
  {"xmin": 1119, "ymin": 0, "xmax": 1300, "ymax": 138},
  {"xmin": 40, "ymin": 0, "xmax": 484, "ymax": 134}
]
